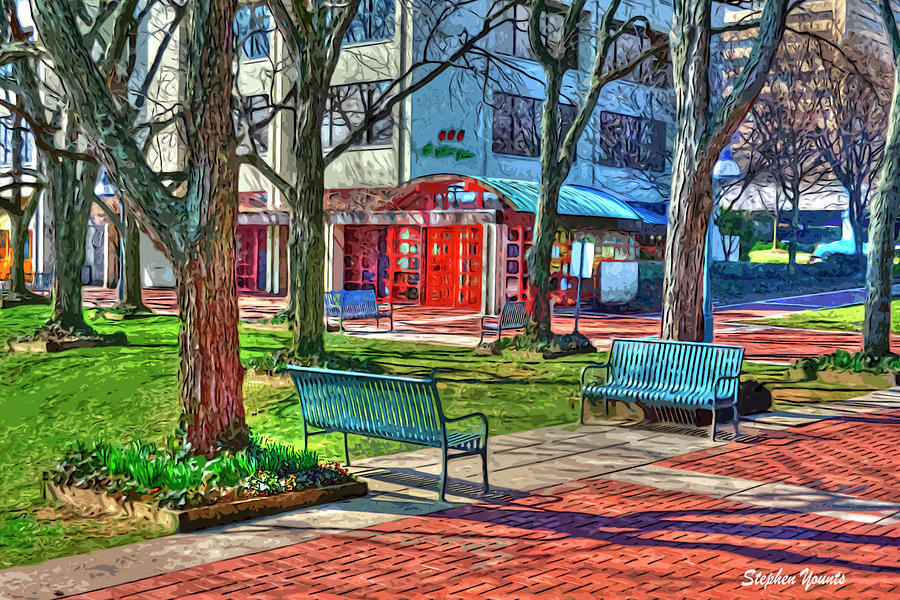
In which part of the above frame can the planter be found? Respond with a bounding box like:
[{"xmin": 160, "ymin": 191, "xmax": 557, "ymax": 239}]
[
  {"xmin": 98, "ymin": 310, "xmax": 154, "ymax": 321},
  {"xmin": 8, "ymin": 336, "xmax": 126, "ymax": 353},
  {"xmin": 786, "ymin": 366, "xmax": 899, "ymax": 389},
  {"xmin": 45, "ymin": 479, "xmax": 368, "ymax": 533}
]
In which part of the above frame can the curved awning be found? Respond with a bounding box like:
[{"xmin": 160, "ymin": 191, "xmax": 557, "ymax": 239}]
[{"xmin": 477, "ymin": 178, "xmax": 642, "ymax": 221}]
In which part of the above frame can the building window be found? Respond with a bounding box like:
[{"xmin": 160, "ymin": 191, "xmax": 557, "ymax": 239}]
[
  {"xmin": 595, "ymin": 111, "xmax": 666, "ymax": 171},
  {"xmin": 492, "ymin": 92, "xmax": 577, "ymax": 158},
  {"xmin": 0, "ymin": 118, "xmax": 33, "ymax": 167},
  {"xmin": 494, "ymin": 4, "xmax": 579, "ymax": 68},
  {"xmin": 235, "ymin": 95, "xmax": 271, "ymax": 154},
  {"xmin": 234, "ymin": 4, "xmax": 271, "ymax": 60},
  {"xmin": 608, "ymin": 23, "xmax": 671, "ymax": 87},
  {"xmin": 322, "ymin": 82, "xmax": 394, "ymax": 148},
  {"xmin": 344, "ymin": 0, "xmax": 395, "ymax": 44}
]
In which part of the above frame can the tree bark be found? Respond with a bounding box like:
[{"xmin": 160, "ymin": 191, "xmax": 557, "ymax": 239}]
[
  {"xmin": 847, "ymin": 186, "xmax": 865, "ymax": 257},
  {"xmin": 121, "ymin": 208, "xmax": 149, "ymax": 312},
  {"xmin": 525, "ymin": 66, "xmax": 564, "ymax": 342},
  {"xmin": 863, "ymin": 68, "xmax": 900, "ymax": 356},
  {"xmin": 660, "ymin": 0, "xmax": 716, "ymax": 342},
  {"xmin": 45, "ymin": 159, "xmax": 96, "ymax": 334},
  {"xmin": 7, "ymin": 209, "xmax": 32, "ymax": 298},
  {"xmin": 289, "ymin": 130, "xmax": 326, "ymax": 358},
  {"xmin": 176, "ymin": 211, "xmax": 248, "ymax": 453}
]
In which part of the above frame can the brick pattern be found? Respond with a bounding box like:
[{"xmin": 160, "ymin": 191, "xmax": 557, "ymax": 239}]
[
  {"xmin": 659, "ymin": 410, "xmax": 900, "ymax": 502},
  {"xmin": 70, "ymin": 477, "xmax": 900, "ymax": 599}
]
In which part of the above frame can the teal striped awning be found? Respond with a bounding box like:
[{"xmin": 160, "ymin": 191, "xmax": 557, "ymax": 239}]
[{"xmin": 475, "ymin": 177, "xmax": 642, "ymax": 221}]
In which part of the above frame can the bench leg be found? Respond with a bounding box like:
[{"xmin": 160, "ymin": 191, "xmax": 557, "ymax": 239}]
[
  {"xmin": 709, "ymin": 405, "xmax": 717, "ymax": 440},
  {"xmin": 477, "ymin": 330, "xmax": 484, "ymax": 346},
  {"xmin": 344, "ymin": 432, "xmax": 351, "ymax": 466},
  {"xmin": 389, "ymin": 314, "xmax": 393, "ymax": 332},
  {"xmin": 732, "ymin": 402, "xmax": 740, "ymax": 437},
  {"xmin": 579, "ymin": 394, "xmax": 586, "ymax": 425},
  {"xmin": 480, "ymin": 447, "xmax": 489, "ymax": 494},
  {"xmin": 439, "ymin": 445, "xmax": 449, "ymax": 503}
]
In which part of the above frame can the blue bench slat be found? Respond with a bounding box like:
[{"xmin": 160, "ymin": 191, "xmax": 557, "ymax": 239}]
[
  {"xmin": 581, "ymin": 338, "xmax": 744, "ymax": 439},
  {"xmin": 285, "ymin": 366, "xmax": 489, "ymax": 501}
]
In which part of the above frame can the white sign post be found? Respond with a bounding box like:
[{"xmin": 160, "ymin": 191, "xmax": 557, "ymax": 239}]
[{"xmin": 569, "ymin": 240, "xmax": 595, "ymax": 334}]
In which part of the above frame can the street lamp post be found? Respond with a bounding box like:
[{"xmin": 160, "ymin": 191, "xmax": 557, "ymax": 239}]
[{"xmin": 706, "ymin": 147, "xmax": 741, "ymax": 343}]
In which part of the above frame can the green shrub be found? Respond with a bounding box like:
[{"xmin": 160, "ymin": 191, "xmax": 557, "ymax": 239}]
[
  {"xmin": 751, "ymin": 240, "xmax": 787, "ymax": 252},
  {"xmin": 795, "ymin": 350, "xmax": 900, "ymax": 377}
]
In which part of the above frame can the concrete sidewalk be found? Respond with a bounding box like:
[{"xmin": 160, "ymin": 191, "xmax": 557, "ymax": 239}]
[{"xmin": 3, "ymin": 388, "xmax": 900, "ymax": 599}]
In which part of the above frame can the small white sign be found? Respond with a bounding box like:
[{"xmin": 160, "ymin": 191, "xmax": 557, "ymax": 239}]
[{"xmin": 570, "ymin": 241, "xmax": 595, "ymax": 279}]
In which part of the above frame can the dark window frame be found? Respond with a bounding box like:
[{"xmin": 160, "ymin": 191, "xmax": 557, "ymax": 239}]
[
  {"xmin": 234, "ymin": 4, "xmax": 271, "ymax": 60},
  {"xmin": 344, "ymin": 0, "xmax": 395, "ymax": 45},
  {"xmin": 495, "ymin": 4, "xmax": 579, "ymax": 69},
  {"xmin": 492, "ymin": 91, "xmax": 578, "ymax": 159},
  {"xmin": 595, "ymin": 110, "xmax": 666, "ymax": 172},
  {"xmin": 322, "ymin": 81, "xmax": 395, "ymax": 148}
]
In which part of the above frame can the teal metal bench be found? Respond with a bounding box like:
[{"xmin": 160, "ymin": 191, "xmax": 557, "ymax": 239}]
[
  {"xmin": 284, "ymin": 366, "xmax": 489, "ymax": 502},
  {"xmin": 580, "ymin": 338, "xmax": 744, "ymax": 439},
  {"xmin": 478, "ymin": 301, "xmax": 527, "ymax": 345},
  {"xmin": 324, "ymin": 290, "xmax": 393, "ymax": 331}
]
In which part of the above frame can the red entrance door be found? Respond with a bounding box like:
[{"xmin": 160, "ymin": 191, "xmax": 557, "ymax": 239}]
[
  {"xmin": 424, "ymin": 226, "xmax": 482, "ymax": 309},
  {"xmin": 236, "ymin": 226, "xmax": 266, "ymax": 293}
]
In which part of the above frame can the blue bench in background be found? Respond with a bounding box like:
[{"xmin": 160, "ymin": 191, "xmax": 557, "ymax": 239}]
[
  {"xmin": 325, "ymin": 289, "xmax": 393, "ymax": 331},
  {"xmin": 478, "ymin": 301, "xmax": 527, "ymax": 345},
  {"xmin": 580, "ymin": 338, "xmax": 744, "ymax": 439}
]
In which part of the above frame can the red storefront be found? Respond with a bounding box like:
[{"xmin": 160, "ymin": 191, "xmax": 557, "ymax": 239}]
[
  {"xmin": 328, "ymin": 175, "xmax": 656, "ymax": 313},
  {"xmin": 236, "ymin": 191, "xmax": 289, "ymax": 296}
]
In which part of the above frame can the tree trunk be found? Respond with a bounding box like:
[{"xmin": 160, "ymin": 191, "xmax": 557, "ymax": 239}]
[
  {"xmin": 176, "ymin": 192, "xmax": 248, "ymax": 453},
  {"xmin": 526, "ymin": 70, "xmax": 564, "ymax": 343},
  {"xmin": 8, "ymin": 209, "xmax": 33, "ymax": 299},
  {"xmin": 661, "ymin": 0, "xmax": 717, "ymax": 342},
  {"xmin": 847, "ymin": 187, "xmax": 864, "ymax": 257},
  {"xmin": 45, "ymin": 159, "xmax": 96, "ymax": 335},
  {"xmin": 288, "ymin": 131, "xmax": 326, "ymax": 358},
  {"xmin": 121, "ymin": 209, "xmax": 149, "ymax": 311},
  {"xmin": 863, "ymin": 69, "xmax": 900, "ymax": 356}
]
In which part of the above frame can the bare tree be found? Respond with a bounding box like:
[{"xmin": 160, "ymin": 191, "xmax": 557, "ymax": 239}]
[
  {"xmin": 660, "ymin": 0, "xmax": 793, "ymax": 341},
  {"xmin": 521, "ymin": 0, "xmax": 668, "ymax": 343},
  {"xmin": 28, "ymin": 0, "xmax": 251, "ymax": 454},
  {"xmin": 863, "ymin": 0, "xmax": 900, "ymax": 357},
  {"xmin": 817, "ymin": 34, "xmax": 891, "ymax": 256},
  {"xmin": 245, "ymin": 0, "xmax": 521, "ymax": 357},
  {"xmin": 741, "ymin": 34, "xmax": 831, "ymax": 273}
]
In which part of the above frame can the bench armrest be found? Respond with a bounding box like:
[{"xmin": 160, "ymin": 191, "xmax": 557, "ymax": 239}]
[
  {"xmin": 443, "ymin": 412, "xmax": 489, "ymax": 438},
  {"xmin": 712, "ymin": 373, "xmax": 741, "ymax": 401},
  {"xmin": 581, "ymin": 363, "xmax": 610, "ymax": 388},
  {"xmin": 480, "ymin": 314, "xmax": 499, "ymax": 329}
]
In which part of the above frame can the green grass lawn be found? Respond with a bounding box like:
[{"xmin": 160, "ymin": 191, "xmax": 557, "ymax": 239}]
[
  {"xmin": 748, "ymin": 248, "xmax": 813, "ymax": 264},
  {"xmin": 747, "ymin": 300, "xmax": 900, "ymax": 334},
  {"xmin": 0, "ymin": 304, "xmax": 881, "ymax": 569}
]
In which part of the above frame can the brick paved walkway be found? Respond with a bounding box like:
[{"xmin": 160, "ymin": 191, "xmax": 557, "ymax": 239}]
[
  {"xmin": 70, "ymin": 477, "xmax": 900, "ymax": 599},
  {"xmin": 658, "ymin": 410, "xmax": 900, "ymax": 503}
]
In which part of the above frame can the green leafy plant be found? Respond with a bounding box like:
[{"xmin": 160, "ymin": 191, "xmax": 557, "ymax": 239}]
[
  {"xmin": 795, "ymin": 350, "xmax": 900, "ymax": 377},
  {"xmin": 50, "ymin": 434, "xmax": 350, "ymax": 509}
]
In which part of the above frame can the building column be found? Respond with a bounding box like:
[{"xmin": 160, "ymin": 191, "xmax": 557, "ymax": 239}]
[{"xmin": 482, "ymin": 223, "xmax": 501, "ymax": 316}]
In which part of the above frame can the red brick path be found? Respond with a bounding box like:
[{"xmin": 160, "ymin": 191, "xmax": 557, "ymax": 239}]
[
  {"xmin": 658, "ymin": 410, "xmax": 900, "ymax": 503},
  {"xmin": 71, "ymin": 476, "xmax": 900, "ymax": 599},
  {"xmin": 80, "ymin": 286, "xmax": 900, "ymax": 360}
]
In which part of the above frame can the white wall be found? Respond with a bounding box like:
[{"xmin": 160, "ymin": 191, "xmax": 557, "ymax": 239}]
[{"xmin": 140, "ymin": 232, "xmax": 175, "ymax": 287}]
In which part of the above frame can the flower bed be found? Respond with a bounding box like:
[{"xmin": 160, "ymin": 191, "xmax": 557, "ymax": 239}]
[
  {"xmin": 790, "ymin": 350, "xmax": 900, "ymax": 389},
  {"xmin": 47, "ymin": 435, "xmax": 366, "ymax": 531}
]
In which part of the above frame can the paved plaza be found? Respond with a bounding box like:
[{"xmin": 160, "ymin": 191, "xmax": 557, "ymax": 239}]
[
  {"xmin": 3, "ymin": 389, "xmax": 899, "ymax": 599},
  {"xmin": 81, "ymin": 286, "xmax": 900, "ymax": 362}
]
